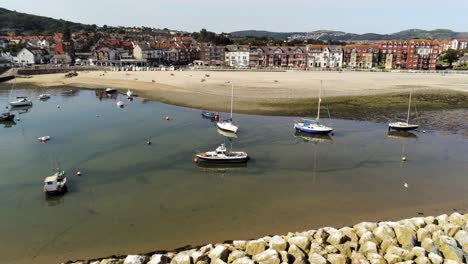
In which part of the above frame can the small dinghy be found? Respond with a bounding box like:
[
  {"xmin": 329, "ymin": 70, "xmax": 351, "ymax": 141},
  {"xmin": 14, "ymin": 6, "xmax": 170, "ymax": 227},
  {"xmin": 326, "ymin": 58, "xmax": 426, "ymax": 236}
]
[
  {"xmin": 0, "ymin": 112, "xmax": 15, "ymax": 122},
  {"xmin": 39, "ymin": 94, "xmax": 51, "ymax": 100},
  {"xmin": 38, "ymin": 136, "xmax": 51, "ymax": 142},
  {"xmin": 195, "ymin": 143, "xmax": 249, "ymax": 164},
  {"xmin": 202, "ymin": 111, "xmax": 219, "ymax": 120},
  {"xmin": 105, "ymin": 88, "xmax": 117, "ymax": 94},
  {"xmin": 44, "ymin": 170, "xmax": 67, "ymax": 195},
  {"xmin": 117, "ymin": 101, "xmax": 124, "ymax": 108},
  {"xmin": 9, "ymin": 97, "xmax": 33, "ymax": 107}
]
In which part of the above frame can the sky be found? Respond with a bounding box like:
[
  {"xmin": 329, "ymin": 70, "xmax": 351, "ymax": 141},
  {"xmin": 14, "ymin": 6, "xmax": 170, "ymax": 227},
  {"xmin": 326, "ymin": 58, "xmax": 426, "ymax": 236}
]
[{"xmin": 2, "ymin": 0, "xmax": 468, "ymax": 34}]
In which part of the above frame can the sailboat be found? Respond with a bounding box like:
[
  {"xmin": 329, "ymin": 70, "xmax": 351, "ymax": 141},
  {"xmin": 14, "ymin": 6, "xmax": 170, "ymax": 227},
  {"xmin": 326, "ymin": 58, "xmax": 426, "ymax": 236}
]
[
  {"xmin": 294, "ymin": 81, "xmax": 333, "ymax": 135},
  {"xmin": 9, "ymin": 76, "xmax": 33, "ymax": 107},
  {"xmin": 389, "ymin": 90, "xmax": 419, "ymax": 131},
  {"xmin": 217, "ymin": 84, "xmax": 238, "ymax": 133}
]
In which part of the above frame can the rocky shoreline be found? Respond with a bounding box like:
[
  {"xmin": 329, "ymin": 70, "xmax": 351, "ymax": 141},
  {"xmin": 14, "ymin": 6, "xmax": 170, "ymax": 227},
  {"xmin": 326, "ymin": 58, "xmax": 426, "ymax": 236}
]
[{"xmin": 65, "ymin": 212, "xmax": 467, "ymax": 264}]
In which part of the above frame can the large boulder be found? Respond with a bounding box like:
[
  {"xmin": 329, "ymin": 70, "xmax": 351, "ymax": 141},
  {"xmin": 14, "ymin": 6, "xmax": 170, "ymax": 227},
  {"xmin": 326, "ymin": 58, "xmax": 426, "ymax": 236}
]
[
  {"xmin": 232, "ymin": 241, "xmax": 246, "ymax": 251},
  {"xmin": 394, "ymin": 225, "xmax": 417, "ymax": 248},
  {"xmin": 373, "ymin": 224, "xmax": 396, "ymax": 244},
  {"xmin": 287, "ymin": 236, "xmax": 310, "ymax": 252},
  {"xmin": 409, "ymin": 247, "xmax": 426, "ymax": 259},
  {"xmin": 171, "ymin": 253, "xmax": 191, "ymax": 264},
  {"xmin": 421, "ymin": 238, "xmax": 439, "ymax": 254},
  {"xmin": 385, "ymin": 246, "xmax": 411, "ymax": 260},
  {"xmin": 381, "ymin": 236, "xmax": 398, "ymax": 253},
  {"xmin": 350, "ymin": 251, "xmax": 370, "ymax": 264},
  {"xmin": 326, "ymin": 254, "xmax": 347, "ymax": 264},
  {"xmin": 231, "ymin": 257, "xmax": 253, "ymax": 264},
  {"xmin": 227, "ymin": 250, "xmax": 246, "ymax": 263},
  {"xmin": 309, "ymin": 243, "xmax": 326, "ymax": 255},
  {"xmin": 428, "ymin": 253, "xmax": 443, "ymax": 264},
  {"xmin": 448, "ymin": 212, "xmax": 466, "ymax": 227},
  {"xmin": 269, "ymin": 236, "xmax": 287, "ymax": 251},
  {"xmin": 423, "ymin": 224, "xmax": 440, "ymax": 233},
  {"xmin": 438, "ymin": 243, "xmax": 465, "ymax": 263},
  {"xmin": 366, "ymin": 253, "xmax": 386, "ymax": 264},
  {"xmin": 252, "ymin": 249, "xmax": 280, "ymax": 264},
  {"xmin": 354, "ymin": 222, "xmax": 378, "ymax": 237},
  {"xmin": 454, "ymin": 230, "xmax": 468, "ymax": 253},
  {"xmin": 200, "ymin": 245, "xmax": 214, "ymax": 254},
  {"xmin": 359, "ymin": 231, "xmax": 378, "ymax": 245},
  {"xmin": 359, "ymin": 241, "xmax": 378, "ymax": 255},
  {"xmin": 324, "ymin": 245, "xmax": 339, "ymax": 254},
  {"xmin": 278, "ymin": 250, "xmax": 292, "ymax": 263},
  {"xmin": 416, "ymin": 228, "xmax": 431, "ymax": 242},
  {"xmin": 383, "ymin": 253, "xmax": 402, "ymax": 264},
  {"xmin": 308, "ymin": 253, "xmax": 327, "ymax": 264},
  {"xmin": 148, "ymin": 254, "xmax": 171, "ymax": 264},
  {"xmin": 435, "ymin": 214, "xmax": 449, "ymax": 226},
  {"xmin": 414, "ymin": 256, "xmax": 430, "ymax": 264},
  {"xmin": 100, "ymin": 259, "xmax": 124, "ymax": 264},
  {"xmin": 334, "ymin": 241, "xmax": 354, "ymax": 257},
  {"xmin": 441, "ymin": 223, "xmax": 461, "ymax": 237},
  {"xmin": 245, "ymin": 239, "xmax": 266, "ymax": 256},
  {"xmin": 287, "ymin": 244, "xmax": 305, "ymax": 259},
  {"xmin": 409, "ymin": 217, "xmax": 426, "ymax": 229},
  {"xmin": 208, "ymin": 245, "xmax": 229, "ymax": 262},
  {"xmin": 123, "ymin": 255, "xmax": 147, "ymax": 264}
]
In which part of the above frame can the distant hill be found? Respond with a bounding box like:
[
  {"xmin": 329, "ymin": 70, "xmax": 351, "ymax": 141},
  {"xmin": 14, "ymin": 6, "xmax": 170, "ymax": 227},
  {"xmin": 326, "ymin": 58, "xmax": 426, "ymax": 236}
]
[
  {"xmin": 231, "ymin": 29, "xmax": 468, "ymax": 41},
  {"xmin": 0, "ymin": 7, "xmax": 94, "ymax": 34}
]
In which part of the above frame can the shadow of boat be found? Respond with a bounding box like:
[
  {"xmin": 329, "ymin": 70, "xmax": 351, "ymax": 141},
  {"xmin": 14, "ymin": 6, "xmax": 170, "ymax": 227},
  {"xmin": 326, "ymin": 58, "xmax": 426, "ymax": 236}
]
[
  {"xmin": 0, "ymin": 120, "xmax": 16, "ymax": 128},
  {"xmin": 294, "ymin": 131, "xmax": 333, "ymax": 143},
  {"xmin": 195, "ymin": 161, "xmax": 248, "ymax": 170},
  {"xmin": 387, "ymin": 131, "xmax": 418, "ymax": 139}
]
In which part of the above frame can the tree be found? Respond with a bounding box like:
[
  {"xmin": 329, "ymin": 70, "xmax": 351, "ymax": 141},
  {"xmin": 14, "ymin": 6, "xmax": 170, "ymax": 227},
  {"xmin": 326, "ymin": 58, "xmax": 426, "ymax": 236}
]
[{"xmin": 441, "ymin": 49, "xmax": 459, "ymax": 67}]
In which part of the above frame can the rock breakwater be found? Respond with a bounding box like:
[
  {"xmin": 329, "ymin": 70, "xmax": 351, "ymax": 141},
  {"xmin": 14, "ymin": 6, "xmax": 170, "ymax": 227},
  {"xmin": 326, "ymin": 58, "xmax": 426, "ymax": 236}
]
[{"xmin": 66, "ymin": 212, "xmax": 467, "ymax": 264}]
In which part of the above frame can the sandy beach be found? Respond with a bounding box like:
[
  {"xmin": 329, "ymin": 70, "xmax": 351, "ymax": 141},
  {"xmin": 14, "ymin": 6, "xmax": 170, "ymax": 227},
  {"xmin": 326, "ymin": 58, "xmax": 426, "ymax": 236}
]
[{"xmin": 6, "ymin": 71, "xmax": 467, "ymax": 115}]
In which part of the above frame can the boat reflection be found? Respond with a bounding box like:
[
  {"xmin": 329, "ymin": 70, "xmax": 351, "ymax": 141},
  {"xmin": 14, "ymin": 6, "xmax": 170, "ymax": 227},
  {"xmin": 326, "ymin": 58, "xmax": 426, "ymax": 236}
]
[
  {"xmin": 45, "ymin": 194, "xmax": 65, "ymax": 207},
  {"xmin": 293, "ymin": 131, "xmax": 333, "ymax": 144},
  {"xmin": 217, "ymin": 128, "xmax": 238, "ymax": 139},
  {"xmin": 195, "ymin": 162, "xmax": 247, "ymax": 170},
  {"xmin": 0, "ymin": 120, "xmax": 16, "ymax": 128},
  {"xmin": 387, "ymin": 131, "xmax": 417, "ymax": 139},
  {"xmin": 10, "ymin": 105, "xmax": 32, "ymax": 114}
]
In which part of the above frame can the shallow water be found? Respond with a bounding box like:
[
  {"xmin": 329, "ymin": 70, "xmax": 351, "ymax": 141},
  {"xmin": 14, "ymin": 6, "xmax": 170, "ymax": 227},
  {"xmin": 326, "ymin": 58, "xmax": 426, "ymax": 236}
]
[{"xmin": 0, "ymin": 88, "xmax": 467, "ymax": 263}]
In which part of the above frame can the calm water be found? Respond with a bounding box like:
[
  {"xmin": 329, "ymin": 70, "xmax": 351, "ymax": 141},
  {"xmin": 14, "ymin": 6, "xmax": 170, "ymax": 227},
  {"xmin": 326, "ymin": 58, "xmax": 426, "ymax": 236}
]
[{"xmin": 0, "ymin": 88, "xmax": 467, "ymax": 263}]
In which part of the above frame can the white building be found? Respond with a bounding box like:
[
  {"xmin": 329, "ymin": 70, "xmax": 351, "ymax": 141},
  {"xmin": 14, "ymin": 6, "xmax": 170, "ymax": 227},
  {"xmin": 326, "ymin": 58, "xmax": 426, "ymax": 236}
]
[
  {"xmin": 16, "ymin": 47, "xmax": 49, "ymax": 65},
  {"xmin": 225, "ymin": 45, "xmax": 249, "ymax": 68},
  {"xmin": 133, "ymin": 43, "xmax": 163, "ymax": 60},
  {"xmin": 451, "ymin": 39, "xmax": 468, "ymax": 50},
  {"xmin": 306, "ymin": 45, "xmax": 343, "ymax": 68}
]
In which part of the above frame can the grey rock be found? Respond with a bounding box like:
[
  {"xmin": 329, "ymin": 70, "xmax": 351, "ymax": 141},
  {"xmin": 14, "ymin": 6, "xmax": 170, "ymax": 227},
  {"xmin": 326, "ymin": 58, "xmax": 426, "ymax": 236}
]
[
  {"xmin": 385, "ymin": 246, "xmax": 411, "ymax": 260},
  {"xmin": 442, "ymin": 223, "xmax": 461, "ymax": 237},
  {"xmin": 191, "ymin": 251, "xmax": 207, "ymax": 263},
  {"xmin": 359, "ymin": 241, "xmax": 378, "ymax": 255},
  {"xmin": 269, "ymin": 236, "xmax": 287, "ymax": 251},
  {"xmin": 359, "ymin": 231, "xmax": 378, "ymax": 245},
  {"xmin": 435, "ymin": 214, "xmax": 449, "ymax": 226},
  {"xmin": 409, "ymin": 247, "xmax": 426, "ymax": 259},
  {"xmin": 384, "ymin": 253, "xmax": 402, "ymax": 264},
  {"xmin": 334, "ymin": 241, "xmax": 354, "ymax": 257},
  {"xmin": 454, "ymin": 230, "xmax": 468, "ymax": 253},
  {"xmin": 354, "ymin": 222, "xmax": 378, "ymax": 237},
  {"xmin": 442, "ymin": 260, "xmax": 460, "ymax": 264},
  {"xmin": 427, "ymin": 253, "xmax": 443, "ymax": 264},
  {"xmin": 381, "ymin": 236, "xmax": 398, "ymax": 253},
  {"xmin": 308, "ymin": 253, "xmax": 327, "ymax": 264},
  {"xmin": 373, "ymin": 224, "xmax": 396, "ymax": 244},
  {"xmin": 366, "ymin": 253, "xmax": 386, "ymax": 264},
  {"xmin": 327, "ymin": 254, "xmax": 348, "ymax": 264},
  {"xmin": 399, "ymin": 220, "xmax": 418, "ymax": 232},
  {"xmin": 195, "ymin": 261, "xmax": 209, "ymax": 264},
  {"xmin": 309, "ymin": 243, "xmax": 326, "ymax": 255},
  {"xmin": 423, "ymin": 216, "xmax": 435, "ymax": 225},
  {"xmin": 252, "ymin": 249, "xmax": 280, "ymax": 264},
  {"xmin": 287, "ymin": 236, "xmax": 310, "ymax": 252},
  {"xmin": 448, "ymin": 212, "xmax": 466, "ymax": 227},
  {"xmin": 438, "ymin": 243, "xmax": 464, "ymax": 263},
  {"xmin": 227, "ymin": 250, "xmax": 246, "ymax": 264},
  {"xmin": 100, "ymin": 259, "xmax": 124, "ymax": 264},
  {"xmin": 325, "ymin": 244, "xmax": 339, "ymax": 254},
  {"xmin": 200, "ymin": 244, "xmax": 214, "ymax": 254},
  {"xmin": 394, "ymin": 225, "xmax": 417, "ymax": 248},
  {"xmin": 324, "ymin": 227, "xmax": 345, "ymax": 245},
  {"xmin": 211, "ymin": 259, "xmax": 227, "ymax": 264},
  {"xmin": 149, "ymin": 254, "xmax": 171, "ymax": 264},
  {"xmin": 123, "ymin": 255, "xmax": 147, "ymax": 264},
  {"xmin": 416, "ymin": 228, "xmax": 430, "ymax": 242},
  {"xmin": 232, "ymin": 241, "xmax": 246, "ymax": 251},
  {"xmin": 171, "ymin": 253, "xmax": 191, "ymax": 264},
  {"xmin": 278, "ymin": 251, "xmax": 292, "ymax": 263},
  {"xmin": 288, "ymin": 244, "xmax": 306, "ymax": 259},
  {"xmin": 245, "ymin": 239, "xmax": 266, "ymax": 256},
  {"xmin": 350, "ymin": 251, "xmax": 370, "ymax": 264},
  {"xmin": 208, "ymin": 245, "xmax": 229, "ymax": 262},
  {"xmin": 423, "ymin": 224, "xmax": 440, "ymax": 233},
  {"xmin": 292, "ymin": 256, "xmax": 307, "ymax": 264},
  {"xmin": 421, "ymin": 238, "xmax": 439, "ymax": 254},
  {"xmin": 414, "ymin": 256, "xmax": 430, "ymax": 264},
  {"xmin": 231, "ymin": 257, "xmax": 253, "ymax": 264},
  {"xmin": 410, "ymin": 217, "xmax": 426, "ymax": 229}
]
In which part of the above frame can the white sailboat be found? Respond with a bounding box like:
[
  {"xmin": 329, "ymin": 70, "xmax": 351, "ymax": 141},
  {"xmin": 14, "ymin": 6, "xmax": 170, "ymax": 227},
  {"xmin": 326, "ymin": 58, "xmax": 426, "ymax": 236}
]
[
  {"xmin": 294, "ymin": 80, "xmax": 333, "ymax": 135},
  {"xmin": 389, "ymin": 89, "xmax": 419, "ymax": 131},
  {"xmin": 217, "ymin": 84, "xmax": 238, "ymax": 134},
  {"xmin": 9, "ymin": 76, "xmax": 33, "ymax": 107}
]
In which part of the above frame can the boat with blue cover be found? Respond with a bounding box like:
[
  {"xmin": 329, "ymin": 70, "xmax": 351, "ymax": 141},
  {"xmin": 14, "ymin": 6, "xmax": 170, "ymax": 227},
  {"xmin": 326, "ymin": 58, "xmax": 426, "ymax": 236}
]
[{"xmin": 201, "ymin": 111, "xmax": 219, "ymax": 120}]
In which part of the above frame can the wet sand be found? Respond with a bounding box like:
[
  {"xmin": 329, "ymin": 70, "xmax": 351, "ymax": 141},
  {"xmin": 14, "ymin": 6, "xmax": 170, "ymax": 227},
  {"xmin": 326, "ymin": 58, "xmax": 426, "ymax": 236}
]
[{"xmin": 5, "ymin": 70, "xmax": 468, "ymax": 115}]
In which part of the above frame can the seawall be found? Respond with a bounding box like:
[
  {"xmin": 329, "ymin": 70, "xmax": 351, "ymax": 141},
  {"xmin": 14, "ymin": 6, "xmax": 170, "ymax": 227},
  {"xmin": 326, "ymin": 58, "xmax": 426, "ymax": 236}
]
[{"xmin": 66, "ymin": 212, "xmax": 467, "ymax": 264}]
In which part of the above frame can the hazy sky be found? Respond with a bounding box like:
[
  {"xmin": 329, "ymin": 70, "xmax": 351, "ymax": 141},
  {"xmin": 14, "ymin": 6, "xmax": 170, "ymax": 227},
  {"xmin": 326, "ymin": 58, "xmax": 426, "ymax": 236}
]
[{"xmin": 2, "ymin": 0, "xmax": 467, "ymax": 33}]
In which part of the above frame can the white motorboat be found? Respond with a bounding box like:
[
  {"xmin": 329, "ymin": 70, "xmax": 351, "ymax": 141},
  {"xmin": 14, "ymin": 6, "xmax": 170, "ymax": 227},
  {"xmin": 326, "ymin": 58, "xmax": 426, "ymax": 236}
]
[
  {"xmin": 294, "ymin": 81, "xmax": 333, "ymax": 135},
  {"xmin": 39, "ymin": 94, "xmax": 51, "ymax": 100},
  {"xmin": 44, "ymin": 170, "xmax": 67, "ymax": 194},
  {"xmin": 389, "ymin": 89, "xmax": 419, "ymax": 131},
  {"xmin": 105, "ymin": 88, "xmax": 117, "ymax": 94},
  {"xmin": 10, "ymin": 97, "xmax": 33, "ymax": 107},
  {"xmin": 38, "ymin": 136, "xmax": 51, "ymax": 142},
  {"xmin": 195, "ymin": 144, "xmax": 249, "ymax": 164},
  {"xmin": 217, "ymin": 84, "xmax": 239, "ymax": 133}
]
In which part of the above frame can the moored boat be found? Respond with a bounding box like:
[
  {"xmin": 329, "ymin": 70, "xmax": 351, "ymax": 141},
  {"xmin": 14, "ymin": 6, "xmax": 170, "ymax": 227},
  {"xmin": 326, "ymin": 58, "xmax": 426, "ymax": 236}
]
[
  {"xmin": 294, "ymin": 81, "xmax": 333, "ymax": 135},
  {"xmin": 202, "ymin": 111, "xmax": 219, "ymax": 120},
  {"xmin": 195, "ymin": 144, "xmax": 249, "ymax": 164},
  {"xmin": 117, "ymin": 101, "xmax": 124, "ymax": 108},
  {"xmin": 44, "ymin": 170, "xmax": 67, "ymax": 195},
  {"xmin": 38, "ymin": 136, "xmax": 51, "ymax": 142},
  {"xmin": 105, "ymin": 88, "xmax": 117, "ymax": 94},
  {"xmin": 216, "ymin": 84, "xmax": 239, "ymax": 133},
  {"xmin": 0, "ymin": 112, "xmax": 15, "ymax": 122},
  {"xmin": 126, "ymin": 89, "xmax": 133, "ymax": 97},
  {"xmin": 9, "ymin": 97, "xmax": 33, "ymax": 107},
  {"xmin": 39, "ymin": 94, "xmax": 51, "ymax": 100},
  {"xmin": 389, "ymin": 89, "xmax": 419, "ymax": 131}
]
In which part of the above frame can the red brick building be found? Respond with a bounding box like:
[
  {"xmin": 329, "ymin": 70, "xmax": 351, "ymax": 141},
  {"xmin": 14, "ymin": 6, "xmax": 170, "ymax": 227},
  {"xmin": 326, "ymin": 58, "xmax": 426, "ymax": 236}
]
[
  {"xmin": 406, "ymin": 39, "xmax": 440, "ymax": 70},
  {"xmin": 343, "ymin": 45, "xmax": 379, "ymax": 68},
  {"xmin": 378, "ymin": 40, "xmax": 408, "ymax": 69}
]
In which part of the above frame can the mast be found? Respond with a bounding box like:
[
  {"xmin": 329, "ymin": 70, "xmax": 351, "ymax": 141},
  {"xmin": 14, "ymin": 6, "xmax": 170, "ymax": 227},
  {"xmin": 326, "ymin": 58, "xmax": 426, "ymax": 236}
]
[
  {"xmin": 316, "ymin": 80, "xmax": 322, "ymax": 122},
  {"xmin": 230, "ymin": 84, "xmax": 234, "ymax": 120},
  {"xmin": 406, "ymin": 89, "xmax": 412, "ymax": 124}
]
